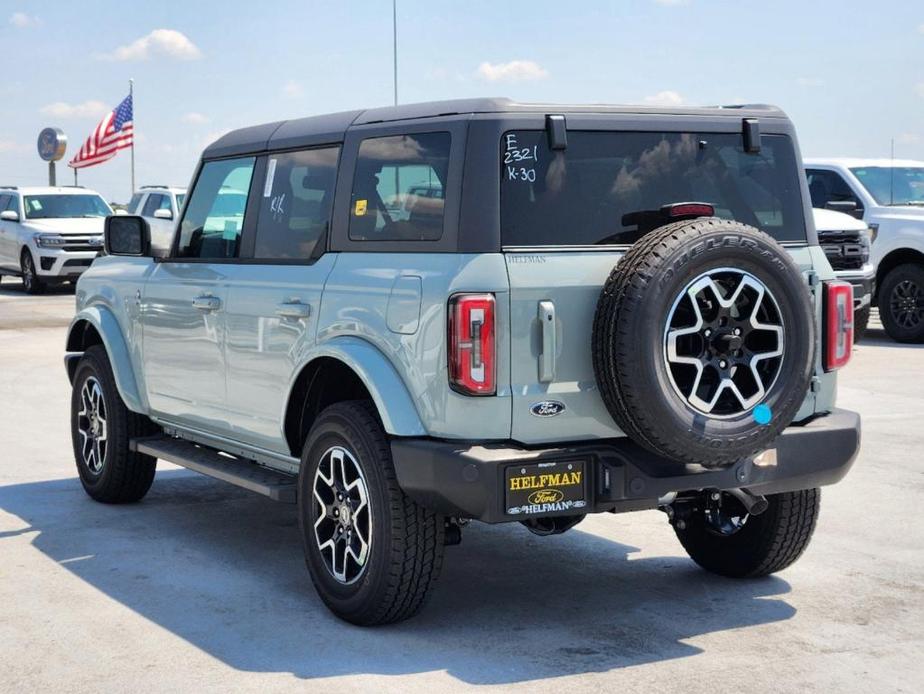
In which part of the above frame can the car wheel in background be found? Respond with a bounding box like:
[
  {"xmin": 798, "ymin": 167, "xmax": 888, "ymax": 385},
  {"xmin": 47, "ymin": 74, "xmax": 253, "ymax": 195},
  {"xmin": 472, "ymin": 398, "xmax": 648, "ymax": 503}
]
[
  {"xmin": 71, "ymin": 345, "xmax": 159, "ymax": 503},
  {"xmin": 878, "ymin": 263, "xmax": 924, "ymax": 343},
  {"xmin": 298, "ymin": 400, "xmax": 444, "ymax": 625},
  {"xmin": 674, "ymin": 488, "xmax": 820, "ymax": 577},
  {"xmin": 20, "ymin": 250, "xmax": 45, "ymax": 295}
]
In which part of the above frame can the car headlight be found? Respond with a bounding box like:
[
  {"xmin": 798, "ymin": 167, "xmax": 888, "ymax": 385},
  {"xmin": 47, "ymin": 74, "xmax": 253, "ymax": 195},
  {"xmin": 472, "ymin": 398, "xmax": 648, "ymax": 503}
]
[{"xmin": 33, "ymin": 233, "xmax": 68, "ymax": 248}]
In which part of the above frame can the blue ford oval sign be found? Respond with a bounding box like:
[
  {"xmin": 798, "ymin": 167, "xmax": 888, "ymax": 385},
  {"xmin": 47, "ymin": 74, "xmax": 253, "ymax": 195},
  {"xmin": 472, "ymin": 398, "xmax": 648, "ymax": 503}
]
[{"xmin": 530, "ymin": 400, "xmax": 566, "ymax": 417}]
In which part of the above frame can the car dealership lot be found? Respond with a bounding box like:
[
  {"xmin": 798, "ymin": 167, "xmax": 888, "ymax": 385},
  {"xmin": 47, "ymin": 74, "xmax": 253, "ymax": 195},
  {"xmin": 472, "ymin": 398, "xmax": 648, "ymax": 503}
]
[{"xmin": 0, "ymin": 284, "xmax": 921, "ymax": 693}]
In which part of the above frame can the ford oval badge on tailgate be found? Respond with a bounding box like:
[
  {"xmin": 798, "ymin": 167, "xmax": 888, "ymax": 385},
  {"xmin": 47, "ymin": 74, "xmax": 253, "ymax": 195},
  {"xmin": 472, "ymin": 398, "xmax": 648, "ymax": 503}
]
[{"xmin": 530, "ymin": 400, "xmax": 565, "ymax": 417}]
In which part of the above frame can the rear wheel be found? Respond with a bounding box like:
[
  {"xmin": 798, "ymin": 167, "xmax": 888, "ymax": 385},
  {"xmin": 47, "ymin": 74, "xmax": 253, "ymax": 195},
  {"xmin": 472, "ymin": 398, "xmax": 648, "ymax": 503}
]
[
  {"xmin": 298, "ymin": 401, "xmax": 444, "ymax": 625},
  {"xmin": 674, "ymin": 488, "xmax": 820, "ymax": 577},
  {"xmin": 71, "ymin": 345, "xmax": 159, "ymax": 502},
  {"xmin": 878, "ymin": 263, "xmax": 924, "ymax": 343},
  {"xmin": 21, "ymin": 250, "xmax": 45, "ymax": 295}
]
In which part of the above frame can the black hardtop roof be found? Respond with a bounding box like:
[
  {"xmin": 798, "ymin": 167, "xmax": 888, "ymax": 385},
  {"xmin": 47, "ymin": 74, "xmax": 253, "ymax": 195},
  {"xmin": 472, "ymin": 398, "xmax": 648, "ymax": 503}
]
[{"xmin": 202, "ymin": 97, "xmax": 788, "ymax": 159}]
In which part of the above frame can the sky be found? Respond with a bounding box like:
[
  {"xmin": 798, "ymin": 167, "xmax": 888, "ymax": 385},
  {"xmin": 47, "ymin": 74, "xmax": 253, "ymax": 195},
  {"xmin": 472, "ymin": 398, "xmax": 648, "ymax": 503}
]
[{"xmin": 1, "ymin": 0, "xmax": 922, "ymax": 203}]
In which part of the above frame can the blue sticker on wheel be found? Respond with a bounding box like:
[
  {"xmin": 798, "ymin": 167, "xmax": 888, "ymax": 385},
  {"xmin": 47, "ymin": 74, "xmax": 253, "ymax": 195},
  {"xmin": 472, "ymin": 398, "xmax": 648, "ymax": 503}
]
[{"xmin": 753, "ymin": 403, "xmax": 772, "ymax": 425}]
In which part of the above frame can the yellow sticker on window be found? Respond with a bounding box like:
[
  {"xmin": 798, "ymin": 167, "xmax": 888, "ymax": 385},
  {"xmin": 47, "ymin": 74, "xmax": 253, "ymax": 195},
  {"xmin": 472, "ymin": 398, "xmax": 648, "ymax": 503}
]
[{"xmin": 354, "ymin": 199, "xmax": 367, "ymax": 216}]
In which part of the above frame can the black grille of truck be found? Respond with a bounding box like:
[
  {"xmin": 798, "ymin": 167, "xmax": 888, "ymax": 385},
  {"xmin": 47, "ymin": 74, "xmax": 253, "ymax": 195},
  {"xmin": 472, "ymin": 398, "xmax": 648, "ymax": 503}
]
[{"xmin": 818, "ymin": 230, "xmax": 868, "ymax": 271}]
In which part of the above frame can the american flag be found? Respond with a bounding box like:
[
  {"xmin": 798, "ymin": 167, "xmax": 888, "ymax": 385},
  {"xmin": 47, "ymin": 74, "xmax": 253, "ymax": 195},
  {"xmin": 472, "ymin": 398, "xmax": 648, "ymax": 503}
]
[{"xmin": 68, "ymin": 94, "xmax": 133, "ymax": 169}]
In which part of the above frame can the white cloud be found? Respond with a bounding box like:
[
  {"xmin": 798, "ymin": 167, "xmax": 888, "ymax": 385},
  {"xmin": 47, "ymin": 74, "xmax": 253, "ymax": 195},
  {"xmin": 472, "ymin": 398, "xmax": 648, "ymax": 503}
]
[
  {"xmin": 282, "ymin": 80, "xmax": 304, "ymax": 98},
  {"xmin": 101, "ymin": 29, "xmax": 201, "ymax": 61},
  {"xmin": 181, "ymin": 112, "xmax": 209, "ymax": 125},
  {"xmin": 475, "ymin": 60, "xmax": 548, "ymax": 82},
  {"xmin": 9, "ymin": 12, "xmax": 40, "ymax": 28},
  {"xmin": 796, "ymin": 77, "xmax": 824, "ymax": 87},
  {"xmin": 643, "ymin": 90, "xmax": 684, "ymax": 107},
  {"xmin": 39, "ymin": 100, "xmax": 109, "ymax": 119}
]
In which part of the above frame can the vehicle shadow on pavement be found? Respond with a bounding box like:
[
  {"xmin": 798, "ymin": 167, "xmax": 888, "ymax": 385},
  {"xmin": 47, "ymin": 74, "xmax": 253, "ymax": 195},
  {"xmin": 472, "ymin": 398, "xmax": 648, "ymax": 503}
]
[
  {"xmin": 0, "ymin": 282, "xmax": 75, "ymax": 297},
  {"xmin": 860, "ymin": 327, "xmax": 924, "ymax": 350},
  {"xmin": 0, "ymin": 469, "xmax": 796, "ymax": 685}
]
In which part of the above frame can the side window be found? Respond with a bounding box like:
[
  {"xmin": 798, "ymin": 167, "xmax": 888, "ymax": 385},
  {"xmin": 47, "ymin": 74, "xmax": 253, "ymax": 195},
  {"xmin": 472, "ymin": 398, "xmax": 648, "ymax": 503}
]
[
  {"xmin": 806, "ymin": 169, "xmax": 862, "ymax": 211},
  {"xmin": 254, "ymin": 146, "xmax": 339, "ymax": 260},
  {"xmin": 141, "ymin": 193, "xmax": 165, "ymax": 217},
  {"xmin": 127, "ymin": 193, "xmax": 143, "ymax": 213},
  {"xmin": 176, "ymin": 157, "xmax": 255, "ymax": 259},
  {"xmin": 0, "ymin": 195, "xmax": 8, "ymax": 212},
  {"xmin": 349, "ymin": 132, "xmax": 450, "ymax": 241}
]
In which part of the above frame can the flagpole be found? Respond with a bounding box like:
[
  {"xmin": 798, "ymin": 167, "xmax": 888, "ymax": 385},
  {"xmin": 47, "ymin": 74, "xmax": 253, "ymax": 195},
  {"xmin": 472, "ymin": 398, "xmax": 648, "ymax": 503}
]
[{"xmin": 129, "ymin": 78, "xmax": 135, "ymax": 198}]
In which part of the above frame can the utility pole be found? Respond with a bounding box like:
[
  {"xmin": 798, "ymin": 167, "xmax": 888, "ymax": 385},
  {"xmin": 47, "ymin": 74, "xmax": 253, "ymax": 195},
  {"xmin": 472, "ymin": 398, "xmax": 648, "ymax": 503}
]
[{"xmin": 393, "ymin": 0, "xmax": 398, "ymax": 106}]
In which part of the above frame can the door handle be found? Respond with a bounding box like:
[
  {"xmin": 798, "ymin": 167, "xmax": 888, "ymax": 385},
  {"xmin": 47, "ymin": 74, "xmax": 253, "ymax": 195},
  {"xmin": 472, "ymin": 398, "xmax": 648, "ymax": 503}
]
[
  {"xmin": 538, "ymin": 300, "xmax": 556, "ymax": 383},
  {"xmin": 192, "ymin": 295, "xmax": 221, "ymax": 312},
  {"xmin": 275, "ymin": 300, "xmax": 310, "ymax": 319}
]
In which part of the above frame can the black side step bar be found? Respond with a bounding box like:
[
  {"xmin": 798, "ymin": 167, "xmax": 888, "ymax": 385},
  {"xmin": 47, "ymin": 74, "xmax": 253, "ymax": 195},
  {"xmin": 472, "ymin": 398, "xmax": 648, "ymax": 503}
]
[{"xmin": 131, "ymin": 436, "xmax": 297, "ymax": 503}]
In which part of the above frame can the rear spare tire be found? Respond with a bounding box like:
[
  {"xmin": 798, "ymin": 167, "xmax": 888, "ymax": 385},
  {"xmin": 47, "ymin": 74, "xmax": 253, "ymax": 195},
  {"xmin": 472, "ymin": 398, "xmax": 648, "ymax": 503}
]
[{"xmin": 592, "ymin": 218, "xmax": 815, "ymax": 466}]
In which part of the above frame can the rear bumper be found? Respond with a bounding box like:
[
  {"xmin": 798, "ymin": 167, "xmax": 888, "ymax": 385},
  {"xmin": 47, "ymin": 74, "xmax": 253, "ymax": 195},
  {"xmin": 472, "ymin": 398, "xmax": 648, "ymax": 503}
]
[{"xmin": 391, "ymin": 408, "xmax": 860, "ymax": 523}]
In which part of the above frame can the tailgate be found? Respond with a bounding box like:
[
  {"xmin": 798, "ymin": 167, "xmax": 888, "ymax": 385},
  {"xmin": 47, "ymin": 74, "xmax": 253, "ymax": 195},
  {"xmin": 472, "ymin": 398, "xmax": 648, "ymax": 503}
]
[{"xmin": 506, "ymin": 250, "xmax": 626, "ymax": 444}]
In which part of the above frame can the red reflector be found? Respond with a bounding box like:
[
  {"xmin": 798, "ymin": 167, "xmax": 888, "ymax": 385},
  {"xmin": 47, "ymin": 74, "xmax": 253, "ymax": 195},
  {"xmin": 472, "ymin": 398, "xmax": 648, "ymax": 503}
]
[
  {"xmin": 448, "ymin": 293, "xmax": 496, "ymax": 396},
  {"xmin": 666, "ymin": 202, "xmax": 715, "ymax": 218},
  {"xmin": 824, "ymin": 281, "xmax": 853, "ymax": 371}
]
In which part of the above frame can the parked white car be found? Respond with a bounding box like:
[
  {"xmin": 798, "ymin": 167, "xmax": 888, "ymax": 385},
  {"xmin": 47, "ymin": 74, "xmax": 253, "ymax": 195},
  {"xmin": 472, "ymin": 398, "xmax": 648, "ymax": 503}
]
[
  {"xmin": 812, "ymin": 207, "xmax": 875, "ymax": 338},
  {"xmin": 805, "ymin": 158, "xmax": 924, "ymax": 342},
  {"xmin": 127, "ymin": 185, "xmax": 186, "ymax": 254},
  {"xmin": 0, "ymin": 186, "xmax": 109, "ymax": 294}
]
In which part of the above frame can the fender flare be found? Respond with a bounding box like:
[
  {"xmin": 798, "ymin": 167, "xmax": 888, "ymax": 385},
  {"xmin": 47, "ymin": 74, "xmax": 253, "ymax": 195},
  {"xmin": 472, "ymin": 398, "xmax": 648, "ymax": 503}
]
[
  {"xmin": 65, "ymin": 306, "xmax": 146, "ymax": 413},
  {"xmin": 293, "ymin": 336, "xmax": 427, "ymax": 437}
]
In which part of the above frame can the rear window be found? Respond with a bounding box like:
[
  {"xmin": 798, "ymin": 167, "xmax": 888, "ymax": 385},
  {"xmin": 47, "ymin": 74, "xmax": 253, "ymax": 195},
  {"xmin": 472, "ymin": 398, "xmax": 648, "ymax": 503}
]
[{"xmin": 500, "ymin": 131, "xmax": 806, "ymax": 246}]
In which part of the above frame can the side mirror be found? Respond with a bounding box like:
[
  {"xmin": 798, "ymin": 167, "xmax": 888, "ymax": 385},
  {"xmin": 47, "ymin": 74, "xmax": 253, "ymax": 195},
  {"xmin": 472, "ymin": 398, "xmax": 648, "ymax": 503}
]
[
  {"xmin": 153, "ymin": 208, "xmax": 173, "ymax": 220},
  {"xmin": 0, "ymin": 210, "xmax": 20, "ymax": 222},
  {"xmin": 104, "ymin": 215, "xmax": 151, "ymax": 256},
  {"xmin": 825, "ymin": 200, "xmax": 857, "ymax": 213}
]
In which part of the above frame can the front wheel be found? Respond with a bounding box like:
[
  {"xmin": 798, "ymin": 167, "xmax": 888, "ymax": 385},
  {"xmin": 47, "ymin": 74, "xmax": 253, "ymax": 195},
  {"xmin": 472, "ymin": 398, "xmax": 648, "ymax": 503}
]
[
  {"xmin": 21, "ymin": 250, "xmax": 45, "ymax": 295},
  {"xmin": 878, "ymin": 263, "xmax": 924, "ymax": 343},
  {"xmin": 71, "ymin": 345, "xmax": 159, "ymax": 502},
  {"xmin": 298, "ymin": 401, "xmax": 445, "ymax": 625},
  {"xmin": 674, "ymin": 488, "xmax": 820, "ymax": 577}
]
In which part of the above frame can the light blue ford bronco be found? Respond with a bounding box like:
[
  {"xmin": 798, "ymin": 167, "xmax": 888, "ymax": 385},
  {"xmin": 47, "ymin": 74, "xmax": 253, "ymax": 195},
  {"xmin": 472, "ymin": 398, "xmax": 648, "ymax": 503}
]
[{"xmin": 65, "ymin": 99, "xmax": 861, "ymax": 625}]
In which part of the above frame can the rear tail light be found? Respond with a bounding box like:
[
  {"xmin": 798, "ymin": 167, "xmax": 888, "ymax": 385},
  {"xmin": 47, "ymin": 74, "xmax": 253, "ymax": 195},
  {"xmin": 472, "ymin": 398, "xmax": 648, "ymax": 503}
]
[
  {"xmin": 448, "ymin": 293, "xmax": 495, "ymax": 395},
  {"xmin": 824, "ymin": 281, "xmax": 853, "ymax": 371},
  {"xmin": 662, "ymin": 202, "xmax": 715, "ymax": 218}
]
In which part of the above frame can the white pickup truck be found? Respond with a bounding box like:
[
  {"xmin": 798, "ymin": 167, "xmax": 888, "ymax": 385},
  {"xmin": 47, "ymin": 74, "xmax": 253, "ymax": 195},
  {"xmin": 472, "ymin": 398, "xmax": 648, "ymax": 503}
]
[{"xmin": 805, "ymin": 159, "xmax": 924, "ymax": 342}]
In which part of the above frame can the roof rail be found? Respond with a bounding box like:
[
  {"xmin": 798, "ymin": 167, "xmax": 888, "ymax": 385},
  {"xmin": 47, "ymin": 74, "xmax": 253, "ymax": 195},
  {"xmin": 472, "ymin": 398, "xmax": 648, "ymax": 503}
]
[
  {"xmin": 140, "ymin": 184, "xmax": 169, "ymax": 190},
  {"xmin": 62, "ymin": 185, "xmax": 86, "ymax": 189},
  {"xmin": 0, "ymin": 185, "xmax": 18, "ymax": 190}
]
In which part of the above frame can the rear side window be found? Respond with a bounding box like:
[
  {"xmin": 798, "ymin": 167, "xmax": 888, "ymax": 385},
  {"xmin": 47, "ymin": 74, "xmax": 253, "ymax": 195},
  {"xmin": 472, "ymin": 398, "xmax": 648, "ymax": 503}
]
[
  {"xmin": 142, "ymin": 193, "xmax": 170, "ymax": 217},
  {"xmin": 255, "ymin": 146, "xmax": 339, "ymax": 260},
  {"xmin": 176, "ymin": 157, "xmax": 254, "ymax": 259},
  {"xmin": 349, "ymin": 132, "xmax": 450, "ymax": 241},
  {"xmin": 501, "ymin": 131, "xmax": 806, "ymax": 246}
]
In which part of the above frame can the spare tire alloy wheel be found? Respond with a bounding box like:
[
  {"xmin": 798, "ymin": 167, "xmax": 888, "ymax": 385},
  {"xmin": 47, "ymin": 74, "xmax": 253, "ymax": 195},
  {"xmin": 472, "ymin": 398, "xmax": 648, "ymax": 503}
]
[
  {"xmin": 312, "ymin": 445, "xmax": 372, "ymax": 585},
  {"xmin": 665, "ymin": 268, "xmax": 784, "ymax": 417},
  {"xmin": 593, "ymin": 218, "xmax": 815, "ymax": 467}
]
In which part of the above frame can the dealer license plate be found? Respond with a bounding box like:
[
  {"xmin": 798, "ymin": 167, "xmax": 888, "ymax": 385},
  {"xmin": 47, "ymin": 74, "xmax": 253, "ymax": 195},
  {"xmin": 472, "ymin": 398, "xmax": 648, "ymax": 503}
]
[{"xmin": 505, "ymin": 460, "xmax": 586, "ymax": 516}]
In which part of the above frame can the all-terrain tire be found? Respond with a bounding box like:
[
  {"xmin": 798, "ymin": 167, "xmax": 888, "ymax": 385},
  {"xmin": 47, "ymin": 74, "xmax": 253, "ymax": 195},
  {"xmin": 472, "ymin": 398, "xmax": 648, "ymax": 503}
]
[
  {"xmin": 674, "ymin": 488, "xmax": 821, "ymax": 577},
  {"xmin": 592, "ymin": 218, "xmax": 815, "ymax": 467},
  {"xmin": 298, "ymin": 401, "xmax": 444, "ymax": 625},
  {"xmin": 71, "ymin": 345, "xmax": 159, "ymax": 502},
  {"xmin": 877, "ymin": 263, "xmax": 924, "ymax": 343}
]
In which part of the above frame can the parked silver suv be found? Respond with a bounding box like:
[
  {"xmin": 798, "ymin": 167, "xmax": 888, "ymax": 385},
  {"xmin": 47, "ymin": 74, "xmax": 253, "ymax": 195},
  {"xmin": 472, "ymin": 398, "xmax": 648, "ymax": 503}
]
[
  {"xmin": 0, "ymin": 186, "xmax": 109, "ymax": 293},
  {"xmin": 65, "ymin": 99, "xmax": 861, "ymax": 625}
]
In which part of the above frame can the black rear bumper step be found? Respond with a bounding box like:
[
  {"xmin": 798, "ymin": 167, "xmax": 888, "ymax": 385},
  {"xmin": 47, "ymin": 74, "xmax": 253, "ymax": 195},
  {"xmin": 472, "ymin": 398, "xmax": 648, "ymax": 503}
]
[
  {"xmin": 391, "ymin": 408, "xmax": 861, "ymax": 523},
  {"xmin": 131, "ymin": 436, "xmax": 296, "ymax": 503}
]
